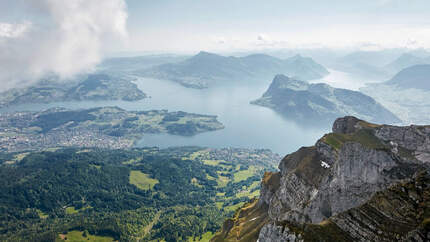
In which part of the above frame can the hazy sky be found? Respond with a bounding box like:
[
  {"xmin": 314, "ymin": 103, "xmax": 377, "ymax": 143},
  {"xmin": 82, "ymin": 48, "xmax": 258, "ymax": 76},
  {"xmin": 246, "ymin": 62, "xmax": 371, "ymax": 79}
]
[
  {"xmin": 0, "ymin": 0, "xmax": 430, "ymax": 87},
  {"xmin": 124, "ymin": 0, "xmax": 430, "ymax": 52}
]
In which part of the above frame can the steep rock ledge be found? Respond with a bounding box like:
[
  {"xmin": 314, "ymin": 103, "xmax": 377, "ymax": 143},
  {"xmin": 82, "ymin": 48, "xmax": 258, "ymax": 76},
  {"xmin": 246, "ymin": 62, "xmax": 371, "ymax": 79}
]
[{"xmin": 212, "ymin": 116, "xmax": 430, "ymax": 241}]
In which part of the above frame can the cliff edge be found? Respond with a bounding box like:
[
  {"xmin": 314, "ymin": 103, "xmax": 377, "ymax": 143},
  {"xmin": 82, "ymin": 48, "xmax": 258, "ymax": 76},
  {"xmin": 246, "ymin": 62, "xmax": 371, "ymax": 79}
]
[{"xmin": 212, "ymin": 116, "xmax": 430, "ymax": 241}]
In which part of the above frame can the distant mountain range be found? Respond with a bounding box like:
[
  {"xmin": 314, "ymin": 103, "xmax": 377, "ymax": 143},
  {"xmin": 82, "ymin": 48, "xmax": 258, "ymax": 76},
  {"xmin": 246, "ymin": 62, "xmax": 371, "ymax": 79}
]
[
  {"xmin": 98, "ymin": 54, "xmax": 188, "ymax": 74},
  {"xmin": 138, "ymin": 51, "xmax": 329, "ymax": 88},
  {"xmin": 251, "ymin": 74, "xmax": 400, "ymax": 125},
  {"xmin": 331, "ymin": 50, "xmax": 402, "ymax": 79},
  {"xmin": 384, "ymin": 54, "xmax": 430, "ymax": 74},
  {"xmin": 359, "ymin": 64, "xmax": 430, "ymax": 124},
  {"xmin": 331, "ymin": 50, "xmax": 430, "ymax": 79}
]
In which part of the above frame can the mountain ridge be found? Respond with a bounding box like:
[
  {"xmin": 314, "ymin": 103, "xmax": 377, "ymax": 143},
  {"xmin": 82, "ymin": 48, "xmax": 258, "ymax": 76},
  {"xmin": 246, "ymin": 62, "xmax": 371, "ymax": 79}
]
[
  {"xmin": 139, "ymin": 52, "xmax": 329, "ymax": 88},
  {"xmin": 384, "ymin": 53, "xmax": 430, "ymax": 73}
]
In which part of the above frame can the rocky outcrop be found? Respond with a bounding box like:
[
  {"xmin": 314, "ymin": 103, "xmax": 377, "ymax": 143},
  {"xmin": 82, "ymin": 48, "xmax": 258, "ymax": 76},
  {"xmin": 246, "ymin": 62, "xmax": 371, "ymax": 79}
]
[
  {"xmin": 258, "ymin": 171, "xmax": 430, "ymax": 242},
  {"xmin": 213, "ymin": 117, "xmax": 430, "ymax": 241}
]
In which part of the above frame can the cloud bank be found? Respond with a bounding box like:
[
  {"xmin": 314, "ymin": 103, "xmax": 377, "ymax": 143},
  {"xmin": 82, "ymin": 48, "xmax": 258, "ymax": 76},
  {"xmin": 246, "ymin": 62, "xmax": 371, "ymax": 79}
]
[{"xmin": 0, "ymin": 0, "xmax": 128, "ymax": 90}]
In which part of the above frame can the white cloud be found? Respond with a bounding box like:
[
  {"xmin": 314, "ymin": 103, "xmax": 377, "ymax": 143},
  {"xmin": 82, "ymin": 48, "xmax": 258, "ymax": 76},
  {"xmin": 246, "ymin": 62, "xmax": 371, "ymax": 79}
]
[
  {"xmin": 0, "ymin": 0, "xmax": 128, "ymax": 91},
  {"xmin": 257, "ymin": 34, "xmax": 270, "ymax": 42},
  {"xmin": 0, "ymin": 22, "xmax": 31, "ymax": 38}
]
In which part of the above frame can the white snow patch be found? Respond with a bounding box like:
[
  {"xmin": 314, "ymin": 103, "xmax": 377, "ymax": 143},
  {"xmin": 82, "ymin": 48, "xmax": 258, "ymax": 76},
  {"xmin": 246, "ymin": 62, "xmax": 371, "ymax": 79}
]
[
  {"xmin": 310, "ymin": 188, "xmax": 319, "ymax": 200},
  {"xmin": 321, "ymin": 161, "xmax": 330, "ymax": 168}
]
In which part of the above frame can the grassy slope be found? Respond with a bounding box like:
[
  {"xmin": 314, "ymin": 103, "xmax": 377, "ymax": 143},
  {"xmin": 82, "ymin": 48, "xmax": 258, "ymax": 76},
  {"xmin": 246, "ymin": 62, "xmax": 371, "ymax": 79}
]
[
  {"xmin": 58, "ymin": 230, "xmax": 114, "ymax": 242},
  {"xmin": 129, "ymin": 170, "xmax": 159, "ymax": 190}
]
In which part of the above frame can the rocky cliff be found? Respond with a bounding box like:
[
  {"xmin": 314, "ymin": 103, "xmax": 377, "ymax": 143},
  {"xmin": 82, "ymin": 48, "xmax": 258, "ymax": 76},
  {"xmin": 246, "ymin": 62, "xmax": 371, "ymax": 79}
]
[{"xmin": 212, "ymin": 116, "xmax": 430, "ymax": 241}]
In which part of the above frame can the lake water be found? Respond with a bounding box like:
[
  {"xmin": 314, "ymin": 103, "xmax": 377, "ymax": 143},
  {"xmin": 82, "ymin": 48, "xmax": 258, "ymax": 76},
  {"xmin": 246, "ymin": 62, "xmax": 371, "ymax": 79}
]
[{"xmin": 1, "ymin": 70, "xmax": 368, "ymax": 155}]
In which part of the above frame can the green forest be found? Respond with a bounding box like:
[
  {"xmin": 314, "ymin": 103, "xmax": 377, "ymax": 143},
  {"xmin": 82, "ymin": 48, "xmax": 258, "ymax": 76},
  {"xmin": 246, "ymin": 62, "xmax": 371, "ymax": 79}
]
[{"xmin": 0, "ymin": 147, "xmax": 278, "ymax": 241}]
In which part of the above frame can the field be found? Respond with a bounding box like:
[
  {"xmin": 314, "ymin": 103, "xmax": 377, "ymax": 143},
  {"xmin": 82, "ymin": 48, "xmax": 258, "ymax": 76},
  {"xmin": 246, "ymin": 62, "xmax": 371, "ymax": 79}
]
[
  {"xmin": 233, "ymin": 166, "xmax": 258, "ymax": 183},
  {"xmin": 187, "ymin": 231, "xmax": 214, "ymax": 242},
  {"xmin": 129, "ymin": 170, "xmax": 159, "ymax": 190},
  {"xmin": 58, "ymin": 231, "xmax": 114, "ymax": 242}
]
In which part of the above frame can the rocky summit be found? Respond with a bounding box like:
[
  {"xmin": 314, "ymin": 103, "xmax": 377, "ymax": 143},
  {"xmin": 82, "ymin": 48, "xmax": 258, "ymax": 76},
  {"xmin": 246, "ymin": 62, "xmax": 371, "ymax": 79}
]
[{"xmin": 212, "ymin": 116, "xmax": 430, "ymax": 242}]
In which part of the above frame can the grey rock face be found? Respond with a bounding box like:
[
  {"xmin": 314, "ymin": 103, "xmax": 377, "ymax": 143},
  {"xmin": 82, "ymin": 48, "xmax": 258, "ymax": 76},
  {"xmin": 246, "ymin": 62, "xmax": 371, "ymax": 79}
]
[
  {"xmin": 257, "ymin": 116, "xmax": 430, "ymax": 241},
  {"xmin": 258, "ymin": 223, "xmax": 303, "ymax": 242},
  {"xmin": 258, "ymin": 172, "xmax": 281, "ymax": 207},
  {"xmin": 268, "ymin": 141, "xmax": 402, "ymax": 224},
  {"xmin": 375, "ymin": 125, "xmax": 430, "ymax": 164},
  {"xmin": 332, "ymin": 116, "xmax": 361, "ymax": 134}
]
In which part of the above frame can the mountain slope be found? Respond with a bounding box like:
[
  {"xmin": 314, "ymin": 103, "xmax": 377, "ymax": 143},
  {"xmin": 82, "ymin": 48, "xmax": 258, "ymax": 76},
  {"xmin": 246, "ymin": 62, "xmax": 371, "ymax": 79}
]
[
  {"xmin": 0, "ymin": 74, "xmax": 146, "ymax": 108},
  {"xmin": 139, "ymin": 52, "xmax": 329, "ymax": 88},
  {"xmin": 257, "ymin": 172, "xmax": 430, "ymax": 242},
  {"xmin": 251, "ymin": 75, "xmax": 400, "ymax": 125},
  {"xmin": 386, "ymin": 64, "xmax": 430, "ymax": 90},
  {"xmin": 330, "ymin": 50, "xmax": 401, "ymax": 79},
  {"xmin": 213, "ymin": 116, "xmax": 430, "ymax": 241},
  {"xmin": 99, "ymin": 54, "xmax": 188, "ymax": 73},
  {"xmin": 384, "ymin": 53, "xmax": 430, "ymax": 74}
]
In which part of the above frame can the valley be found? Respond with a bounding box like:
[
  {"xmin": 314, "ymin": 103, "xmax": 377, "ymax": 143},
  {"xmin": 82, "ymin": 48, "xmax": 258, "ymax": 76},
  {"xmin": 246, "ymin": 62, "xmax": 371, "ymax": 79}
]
[
  {"xmin": 2, "ymin": 1, "xmax": 430, "ymax": 242},
  {"xmin": 1, "ymin": 50, "xmax": 429, "ymax": 242}
]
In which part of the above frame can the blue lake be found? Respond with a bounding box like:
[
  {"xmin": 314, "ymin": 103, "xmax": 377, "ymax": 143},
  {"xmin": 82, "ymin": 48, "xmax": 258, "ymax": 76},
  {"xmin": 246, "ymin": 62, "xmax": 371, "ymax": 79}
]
[{"xmin": 0, "ymin": 75, "xmax": 355, "ymax": 155}]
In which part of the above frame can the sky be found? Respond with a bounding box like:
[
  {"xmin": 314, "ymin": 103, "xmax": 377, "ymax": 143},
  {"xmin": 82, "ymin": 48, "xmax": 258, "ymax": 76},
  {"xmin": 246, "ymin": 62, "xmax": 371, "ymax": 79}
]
[
  {"xmin": 0, "ymin": 0, "xmax": 430, "ymax": 87},
  {"xmin": 124, "ymin": 0, "xmax": 430, "ymax": 52}
]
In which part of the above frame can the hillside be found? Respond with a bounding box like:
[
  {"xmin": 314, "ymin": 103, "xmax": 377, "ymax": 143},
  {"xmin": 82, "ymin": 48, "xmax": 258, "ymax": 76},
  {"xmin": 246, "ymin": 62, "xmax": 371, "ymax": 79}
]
[
  {"xmin": 139, "ymin": 52, "xmax": 329, "ymax": 88},
  {"xmin": 0, "ymin": 74, "xmax": 146, "ymax": 108},
  {"xmin": 251, "ymin": 75, "xmax": 400, "ymax": 125},
  {"xmin": 98, "ymin": 54, "xmax": 189, "ymax": 74},
  {"xmin": 0, "ymin": 147, "xmax": 280, "ymax": 241},
  {"xmin": 384, "ymin": 53, "xmax": 430, "ymax": 74},
  {"xmin": 330, "ymin": 50, "xmax": 401, "ymax": 79},
  {"xmin": 386, "ymin": 64, "xmax": 430, "ymax": 90},
  {"xmin": 212, "ymin": 116, "xmax": 430, "ymax": 241}
]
